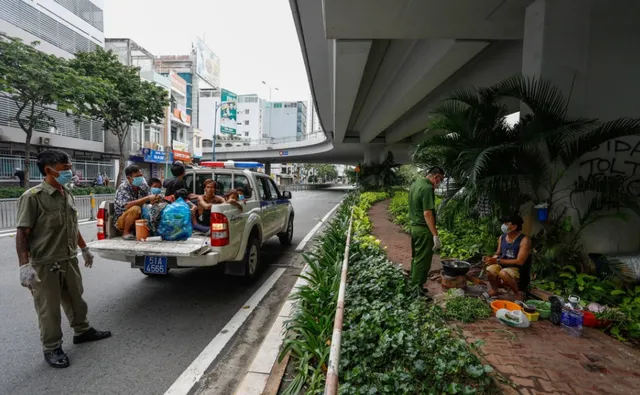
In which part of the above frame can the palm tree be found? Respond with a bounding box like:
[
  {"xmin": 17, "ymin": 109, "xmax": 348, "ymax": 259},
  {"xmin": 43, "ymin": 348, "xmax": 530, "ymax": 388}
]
[{"xmin": 414, "ymin": 75, "xmax": 640, "ymax": 222}]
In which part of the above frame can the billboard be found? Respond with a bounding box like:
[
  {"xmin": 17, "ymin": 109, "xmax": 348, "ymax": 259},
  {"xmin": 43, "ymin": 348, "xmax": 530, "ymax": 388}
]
[
  {"xmin": 220, "ymin": 88, "xmax": 237, "ymax": 135},
  {"xmin": 195, "ymin": 37, "xmax": 220, "ymax": 90}
]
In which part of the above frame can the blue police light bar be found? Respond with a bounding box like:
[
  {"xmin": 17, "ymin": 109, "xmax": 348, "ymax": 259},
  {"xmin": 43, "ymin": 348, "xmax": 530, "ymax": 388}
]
[
  {"xmin": 233, "ymin": 161, "xmax": 264, "ymax": 169},
  {"xmin": 201, "ymin": 161, "xmax": 264, "ymax": 169}
]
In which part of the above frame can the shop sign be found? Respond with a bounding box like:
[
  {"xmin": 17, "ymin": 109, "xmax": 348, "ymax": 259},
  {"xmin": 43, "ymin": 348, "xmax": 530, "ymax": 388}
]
[
  {"xmin": 169, "ymin": 71, "xmax": 187, "ymax": 96},
  {"xmin": 142, "ymin": 148, "xmax": 172, "ymax": 164},
  {"xmin": 173, "ymin": 150, "xmax": 191, "ymax": 162},
  {"xmin": 172, "ymin": 108, "xmax": 191, "ymax": 125}
]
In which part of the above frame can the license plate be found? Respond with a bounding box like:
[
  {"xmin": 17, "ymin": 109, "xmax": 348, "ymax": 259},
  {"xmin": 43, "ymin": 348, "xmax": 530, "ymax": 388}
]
[{"xmin": 144, "ymin": 256, "xmax": 168, "ymax": 274}]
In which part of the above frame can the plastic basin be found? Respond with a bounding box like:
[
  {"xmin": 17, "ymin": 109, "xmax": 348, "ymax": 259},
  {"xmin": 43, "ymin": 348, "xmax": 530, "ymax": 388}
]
[
  {"xmin": 526, "ymin": 300, "xmax": 551, "ymax": 319},
  {"xmin": 491, "ymin": 300, "xmax": 522, "ymax": 316}
]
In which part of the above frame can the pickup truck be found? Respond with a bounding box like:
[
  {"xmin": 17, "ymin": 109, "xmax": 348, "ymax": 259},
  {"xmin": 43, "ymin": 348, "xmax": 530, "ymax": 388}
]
[{"xmin": 87, "ymin": 161, "xmax": 294, "ymax": 281}]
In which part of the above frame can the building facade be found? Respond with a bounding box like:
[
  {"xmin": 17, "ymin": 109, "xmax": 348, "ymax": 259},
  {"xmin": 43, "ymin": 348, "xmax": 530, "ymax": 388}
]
[
  {"xmin": 0, "ymin": 0, "xmax": 113, "ymax": 185},
  {"xmin": 237, "ymin": 94, "xmax": 266, "ymax": 141},
  {"xmin": 263, "ymin": 101, "xmax": 308, "ymax": 141}
]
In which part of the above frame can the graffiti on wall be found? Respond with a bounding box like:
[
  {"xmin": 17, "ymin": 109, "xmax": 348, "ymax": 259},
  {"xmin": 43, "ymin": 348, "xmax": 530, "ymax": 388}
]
[{"xmin": 579, "ymin": 138, "xmax": 640, "ymax": 204}]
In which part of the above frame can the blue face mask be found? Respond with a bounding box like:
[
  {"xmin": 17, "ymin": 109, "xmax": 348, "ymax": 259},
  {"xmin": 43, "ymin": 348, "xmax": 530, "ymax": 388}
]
[
  {"xmin": 49, "ymin": 168, "xmax": 72, "ymax": 185},
  {"xmin": 151, "ymin": 187, "xmax": 162, "ymax": 195},
  {"xmin": 238, "ymin": 195, "xmax": 245, "ymax": 201},
  {"xmin": 132, "ymin": 176, "xmax": 145, "ymax": 187}
]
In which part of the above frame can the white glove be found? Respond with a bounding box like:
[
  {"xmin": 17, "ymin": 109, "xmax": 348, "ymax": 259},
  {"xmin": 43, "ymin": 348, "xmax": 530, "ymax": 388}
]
[
  {"xmin": 20, "ymin": 264, "xmax": 40, "ymax": 289},
  {"xmin": 81, "ymin": 247, "xmax": 94, "ymax": 268},
  {"xmin": 433, "ymin": 235, "xmax": 442, "ymax": 251}
]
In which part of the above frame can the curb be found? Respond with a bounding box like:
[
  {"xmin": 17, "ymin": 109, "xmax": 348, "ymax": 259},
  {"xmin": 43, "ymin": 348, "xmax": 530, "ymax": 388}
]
[{"xmin": 233, "ymin": 266, "xmax": 309, "ymax": 395}]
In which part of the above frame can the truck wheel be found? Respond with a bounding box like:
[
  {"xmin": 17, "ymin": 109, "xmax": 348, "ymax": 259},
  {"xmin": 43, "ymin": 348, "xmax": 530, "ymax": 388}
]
[
  {"xmin": 242, "ymin": 236, "xmax": 261, "ymax": 281},
  {"xmin": 278, "ymin": 216, "xmax": 294, "ymax": 246}
]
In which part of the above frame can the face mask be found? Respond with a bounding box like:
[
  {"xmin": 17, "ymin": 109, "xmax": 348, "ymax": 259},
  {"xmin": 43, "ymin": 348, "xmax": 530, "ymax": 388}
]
[
  {"xmin": 132, "ymin": 176, "xmax": 145, "ymax": 187},
  {"xmin": 238, "ymin": 195, "xmax": 245, "ymax": 201},
  {"xmin": 501, "ymin": 224, "xmax": 511, "ymax": 234},
  {"xmin": 151, "ymin": 187, "xmax": 162, "ymax": 195},
  {"xmin": 49, "ymin": 168, "xmax": 72, "ymax": 185}
]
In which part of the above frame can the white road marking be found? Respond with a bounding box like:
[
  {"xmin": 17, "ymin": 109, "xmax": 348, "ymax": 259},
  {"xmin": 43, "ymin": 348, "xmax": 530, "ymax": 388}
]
[
  {"xmin": 163, "ymin": 268, "xmax": 286, "ymax": 395},
  {"xmin": 295, "ymin": 199, "xmax": 344, "ymax": 252},
  {"xmin": 0, "ymin": 220, "xmax": 97, "ymax": 238}
]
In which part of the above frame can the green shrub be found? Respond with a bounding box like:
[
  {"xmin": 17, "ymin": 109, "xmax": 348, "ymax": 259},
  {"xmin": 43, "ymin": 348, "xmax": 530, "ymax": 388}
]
[{"xmin": 0, "ymin": 185, "xmax": 115, "ymax": 199}]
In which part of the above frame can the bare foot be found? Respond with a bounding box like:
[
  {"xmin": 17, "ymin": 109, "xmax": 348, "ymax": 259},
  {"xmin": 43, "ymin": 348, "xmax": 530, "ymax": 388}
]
[{"xmin": 487, "ymin": 289, "xmax": 499, "ymax": 297}]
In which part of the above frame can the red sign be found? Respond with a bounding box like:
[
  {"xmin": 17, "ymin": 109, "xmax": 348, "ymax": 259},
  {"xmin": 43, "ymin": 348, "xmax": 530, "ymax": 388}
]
[{"xmin": 173, "ymin": 150, "xmax": 191, "ymax": 163}]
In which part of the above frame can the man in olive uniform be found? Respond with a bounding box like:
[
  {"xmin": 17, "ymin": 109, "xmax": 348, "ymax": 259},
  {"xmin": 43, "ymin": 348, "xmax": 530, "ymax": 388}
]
[
  {"xmin": 408, "ymin": 167, "xmax": 445, "ymax": 292},
  {"xmin": 16, "ymin": 150, "xmax": 111, "ymax": 368}
]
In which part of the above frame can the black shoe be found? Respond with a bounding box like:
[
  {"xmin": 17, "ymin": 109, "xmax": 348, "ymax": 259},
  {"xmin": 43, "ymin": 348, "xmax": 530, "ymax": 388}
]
[
  {"xmin": 73, "ymin": 328, "xmax": 112, "ymax": 344},
  {"xmin": 44, "ymin": 347, "xmax": 70, "ymax": 368}
]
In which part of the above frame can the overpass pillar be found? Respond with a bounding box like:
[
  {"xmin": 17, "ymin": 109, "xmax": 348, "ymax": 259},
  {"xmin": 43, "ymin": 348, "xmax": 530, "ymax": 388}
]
[
  {"xmin": 521, "ymin": 0, "xmax": 640, "ymax": 253},
  {"xmin": 363, "ymin": 145, "xmax": 384, "ymax": 165},
  {"xmin": 264, "ymin": 162, "xmax": 271, "ymax": 175},
  {"xmin": 522, "ymin": 0, "xmax": 593, "ymax": 117}
]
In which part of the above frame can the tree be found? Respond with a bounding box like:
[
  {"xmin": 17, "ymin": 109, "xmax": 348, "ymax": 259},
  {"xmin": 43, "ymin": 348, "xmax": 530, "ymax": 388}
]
[
  {"xmin": 303, "ymin": 163, "xmax": 337, "ymax": 182},
  {"xmin": 70, "ymin": 48, "xmax": 169, "ymax": 185},
  {"xmin": 0, "ymin": 35, "xmax": 107, "ymax": 186}
]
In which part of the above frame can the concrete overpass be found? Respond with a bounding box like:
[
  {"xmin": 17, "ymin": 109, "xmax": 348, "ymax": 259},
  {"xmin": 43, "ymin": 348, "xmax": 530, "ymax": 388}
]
[{"xmin": 287, "ymin": 0, "xmax": 640, "ymax": 168}]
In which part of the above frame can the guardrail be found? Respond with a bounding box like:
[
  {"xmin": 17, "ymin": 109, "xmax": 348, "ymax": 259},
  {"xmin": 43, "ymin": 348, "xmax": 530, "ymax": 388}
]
[
  {"xmin": 0, "ymin": 194, "xmax": 115, "ymax": 230},
  {"xmin": 325, "ymin": 208, "xmax": 354, "ymax": 394},
  {"xmin": 278, "ymin": 183, "xmax": 336, "ymax": 192}
]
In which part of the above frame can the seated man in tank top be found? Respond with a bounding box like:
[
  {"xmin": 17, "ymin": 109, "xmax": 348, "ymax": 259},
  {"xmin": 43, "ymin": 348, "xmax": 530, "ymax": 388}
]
[{"xmin": 482, "ymin": 214, "xmax": 532, "ymax": 300}]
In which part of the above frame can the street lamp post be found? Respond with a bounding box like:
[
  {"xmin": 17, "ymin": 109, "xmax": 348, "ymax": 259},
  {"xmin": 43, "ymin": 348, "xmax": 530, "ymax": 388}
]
[
  {"xmin": 212, "ymin": 101, "xmax": 223, "ymax": 161},
  {"xmin": 262, "ymin": 81, "xmax": 279, "ymax": 141}
]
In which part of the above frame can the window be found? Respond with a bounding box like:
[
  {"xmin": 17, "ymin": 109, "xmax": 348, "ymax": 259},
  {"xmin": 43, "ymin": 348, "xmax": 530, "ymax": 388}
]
[
  {"xmin": 245, "ymin": 109, "xmax": 250, "ymax": 114},
  {"xmin": 244, "ymin": 120, "xmax": 249, "ymax": 125},
  {"xmin": 196, "ymin": 137, "xmax": 201, "ymax": 148},
  {"xmin": 55, "ymin": 0, "xmax": 104, "ymax": 31},
  {"xmin": 244, "ymin": 132, "xmax": 249, "ymax": 137},
  {"xmin": 266, "ymin": 178, "xmax": 280, "ymax": 199},
  {"xmin": 234, "ymin": 175, "xmax": 253, "ymax": 199},
  {"xmin": 257, "ymin": 177, "xmax": 269, "ymax": 201}
]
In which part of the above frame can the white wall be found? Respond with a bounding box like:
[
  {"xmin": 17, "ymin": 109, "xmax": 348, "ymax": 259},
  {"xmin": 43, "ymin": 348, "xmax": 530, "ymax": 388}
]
[
  {"xmin": 263, "ymin": 103, "xmax": 300, "ymax": 139},
  {"xmin": 0, "ymin": 0, "xmax": 104, "ymax": 58},
  {"xmin": 237, "ymin": 98, "xmax": 264, "ymax": 141},
  {"xmin": 199, "ymin": 95, "xmax": 220, "ymax": 142}
]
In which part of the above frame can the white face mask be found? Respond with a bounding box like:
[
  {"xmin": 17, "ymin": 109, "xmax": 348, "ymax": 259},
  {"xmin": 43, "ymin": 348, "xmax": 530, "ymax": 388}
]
[{"xmin": 501, "ymin": 224, "xmax": 511, "ymax": 234}]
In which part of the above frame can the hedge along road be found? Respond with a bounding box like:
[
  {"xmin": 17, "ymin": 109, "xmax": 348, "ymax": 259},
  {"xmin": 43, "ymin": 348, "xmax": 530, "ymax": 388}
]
[{"xmin": 0, "ymin": 189, "xmax": 346, "ymax": 395}]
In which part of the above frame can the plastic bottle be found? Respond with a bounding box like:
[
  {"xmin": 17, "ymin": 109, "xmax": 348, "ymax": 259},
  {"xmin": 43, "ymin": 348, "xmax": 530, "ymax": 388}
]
[{"xmin": 561, "ymin": 295, "xmax": 583, "ymax": 337}]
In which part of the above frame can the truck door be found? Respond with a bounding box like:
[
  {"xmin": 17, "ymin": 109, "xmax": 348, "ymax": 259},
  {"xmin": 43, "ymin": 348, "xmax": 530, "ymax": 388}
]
[
  {"xmin": 257, "ymin": 176, "xmax": 277, "ymax": 237},
  {"xmin": 266, "ymin": 177, "xmax": 287, "ymax": 233}
]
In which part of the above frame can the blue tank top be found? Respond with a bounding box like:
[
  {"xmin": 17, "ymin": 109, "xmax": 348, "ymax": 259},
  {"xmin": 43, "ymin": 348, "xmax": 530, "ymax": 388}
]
[{"xmin": 499, "ymin": 233, "xmax": 524, "ymax": 268}]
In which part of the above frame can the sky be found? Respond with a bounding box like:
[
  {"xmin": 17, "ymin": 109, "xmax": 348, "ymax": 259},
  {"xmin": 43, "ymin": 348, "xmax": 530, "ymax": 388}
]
[{"xmin": 103, "ymin": 0, "xmax": 311, "ymax": 103}]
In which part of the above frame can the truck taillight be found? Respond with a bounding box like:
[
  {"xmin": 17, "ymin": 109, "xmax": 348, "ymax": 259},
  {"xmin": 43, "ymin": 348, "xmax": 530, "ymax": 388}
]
[
  {"xmin": 210, "ymin": 212, "xmax": 229, "ymax": 246},
  {"xmin": 97, "ymin": 208, "xmax": 105, "ymax": 240}
]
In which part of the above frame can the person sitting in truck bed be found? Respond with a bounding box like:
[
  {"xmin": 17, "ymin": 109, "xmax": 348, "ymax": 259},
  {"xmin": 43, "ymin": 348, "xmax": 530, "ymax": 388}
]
[
  {"xmin": 115, "ymin": 165, "xmax": 160, "ymax": 240},
  {"xmin": 224, "ymin": 189, "xmax": 244, "ymax": 211},
  {"xmin": 163, "ymin": 161, "xmax": 187, "ymax": 198},
  {"xmin": 195, "ymin": 179, "xmax": 226, "ymax": 226}
]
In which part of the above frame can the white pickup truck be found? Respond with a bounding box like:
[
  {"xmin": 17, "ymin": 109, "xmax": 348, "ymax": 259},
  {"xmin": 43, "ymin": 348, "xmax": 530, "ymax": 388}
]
[{"xmin": 87, "ymin": 161, "xmax": 294, "ymax": 281}]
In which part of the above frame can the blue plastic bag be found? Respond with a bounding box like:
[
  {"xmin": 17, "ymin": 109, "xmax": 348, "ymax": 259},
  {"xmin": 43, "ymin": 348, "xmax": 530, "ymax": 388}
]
[{"xmin": 157, "ymin": 198, "xmax": 193, "ymax": 241}]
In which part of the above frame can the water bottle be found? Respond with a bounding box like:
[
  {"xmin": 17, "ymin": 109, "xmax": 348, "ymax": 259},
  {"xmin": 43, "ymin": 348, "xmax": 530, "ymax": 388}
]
[{"xmin": 561, "ymin": 295, "xmax": 583, "ymax": 337}]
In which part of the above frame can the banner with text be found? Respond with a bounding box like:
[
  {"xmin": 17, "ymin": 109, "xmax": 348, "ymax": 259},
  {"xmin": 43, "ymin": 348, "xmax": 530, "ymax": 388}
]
[{"xmin": 220, "ymin": 88, "xmax": 237, "ymax": 135}]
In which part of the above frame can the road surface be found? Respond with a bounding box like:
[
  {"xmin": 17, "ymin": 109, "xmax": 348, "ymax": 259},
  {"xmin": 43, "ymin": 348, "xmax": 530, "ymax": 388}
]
[{"xmin": 0, "ymin": 189, "xmax": 345, "ymax": 395}]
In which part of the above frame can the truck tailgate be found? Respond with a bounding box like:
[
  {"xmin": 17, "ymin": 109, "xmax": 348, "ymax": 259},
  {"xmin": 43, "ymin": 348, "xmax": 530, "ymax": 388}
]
[{"xmin": 88, "ymin": 237, "xmax": 211, "ymax": 257}]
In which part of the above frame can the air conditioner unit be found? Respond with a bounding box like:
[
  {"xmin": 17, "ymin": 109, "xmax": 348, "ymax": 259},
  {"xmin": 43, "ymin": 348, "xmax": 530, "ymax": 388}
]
[
  {"xmin": 156, "ymin": 144, "xmax": 164, "ymax": 152},
  {"xmin": 39, "ymin": 137, "xmax": 51, "ymax": 146}
]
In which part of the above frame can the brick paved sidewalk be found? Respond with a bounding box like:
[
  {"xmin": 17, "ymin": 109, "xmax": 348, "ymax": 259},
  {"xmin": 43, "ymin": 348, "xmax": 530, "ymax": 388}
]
[{"xmin": 461, "ymin": 319, "xmax": 640, "ymax": 395}]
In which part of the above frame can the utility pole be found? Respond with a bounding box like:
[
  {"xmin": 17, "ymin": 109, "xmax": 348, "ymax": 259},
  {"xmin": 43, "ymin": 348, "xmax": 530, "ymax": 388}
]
[
  {"xmin": 262, "ymin": 81, "xmax": 278, "ymax": 140},
  {"xmin": 212, "ymin": 101, "xmax": 223, "ymax": 161}
]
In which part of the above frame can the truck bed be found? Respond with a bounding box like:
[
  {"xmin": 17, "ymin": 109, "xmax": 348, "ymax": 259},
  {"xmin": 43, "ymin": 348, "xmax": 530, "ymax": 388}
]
[{"xmin": 88, "ymin": 236, "xmax": 212, "ymax": 257}]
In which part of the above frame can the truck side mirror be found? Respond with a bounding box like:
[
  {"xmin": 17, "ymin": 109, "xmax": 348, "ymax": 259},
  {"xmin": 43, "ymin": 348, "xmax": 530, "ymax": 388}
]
[{"xmin": 282, "ymin": 191, "xmax": 292, "ymax": 200}]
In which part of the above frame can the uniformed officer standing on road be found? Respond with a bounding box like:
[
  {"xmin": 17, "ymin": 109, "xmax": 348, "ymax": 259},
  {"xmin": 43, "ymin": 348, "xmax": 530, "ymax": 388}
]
[
  {"xmin": 408, "ymin": 166, "xmax": 445, "ymax": 293},
  {"xmin": 16, "ymin": 150, "xmax": 111, "ymax": 368}
]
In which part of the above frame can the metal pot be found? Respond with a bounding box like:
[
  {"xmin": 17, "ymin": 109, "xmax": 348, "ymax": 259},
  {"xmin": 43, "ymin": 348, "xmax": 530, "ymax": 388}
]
[{"xmin": 441, "ymin": 260, "xmax": 471, "ymax": 277}]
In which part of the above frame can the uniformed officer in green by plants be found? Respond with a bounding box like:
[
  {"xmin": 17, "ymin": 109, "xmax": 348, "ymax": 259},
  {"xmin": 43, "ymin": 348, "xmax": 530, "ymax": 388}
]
[
  {"xmin": 16, "ymin": 149, "xmax": 111, "ymax": 368},
  {"xmin": 408, "ymin": 166, "xmax": 445, "ymax": 291}
]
